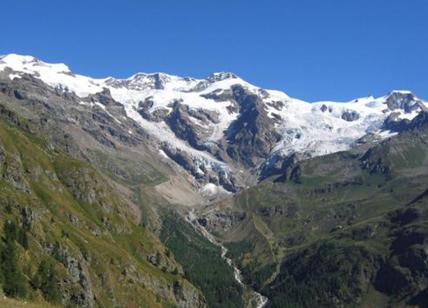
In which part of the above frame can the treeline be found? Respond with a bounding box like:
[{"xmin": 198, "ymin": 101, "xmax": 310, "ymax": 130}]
[{"xmin": 0, "ymin": 220, "xmax": 61, "ymax": 304}]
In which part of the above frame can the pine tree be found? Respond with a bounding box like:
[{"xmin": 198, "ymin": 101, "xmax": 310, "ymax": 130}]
[
  {"xmin": 32, "ymin": 260, "xmax": 61, "ymax": 304},
  {"xmin": 1, "ymin": 221, "xmax": 28, "ymax": 298},
  {"xmin": 18, "ymin": 228, "xmax": 28, "ymax": 249},
  {"xmin": 4, "ymin": 220, "xmax": 17, "ymax": 242}
]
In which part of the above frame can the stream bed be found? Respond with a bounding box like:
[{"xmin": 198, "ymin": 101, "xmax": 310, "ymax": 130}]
[{"xmin": 186, "ymin": 210, "xmax": 268, "ymax": 308}]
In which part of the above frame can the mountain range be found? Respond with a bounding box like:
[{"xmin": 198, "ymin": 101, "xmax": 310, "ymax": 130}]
[{"xmin": 1, "ymin": 54, "xmax": 427, "ymax": 196}]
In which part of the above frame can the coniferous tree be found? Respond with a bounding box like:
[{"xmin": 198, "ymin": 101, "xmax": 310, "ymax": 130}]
[
  {"xmin": 1, "ymin": 221, "xmax": 28, "ymax": 298},
  {"xmin": 18, "ymin": 228, "xmax": 28, "ymax": 249},
  {"xmin": 4, "ymin": 220, "xmax": 17, "ymax": 242},
  {"xmin": 32, "ymin": 260, "xmax": 61, "ymax": 304}
]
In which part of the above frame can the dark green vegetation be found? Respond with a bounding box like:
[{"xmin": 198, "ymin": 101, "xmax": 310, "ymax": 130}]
[
  {"xmin": 265, "ymin": 205, "xmax": 428, "ymax": 307},
  {"xmin": 31, "ymin": 260, "xmax": 61, "ymax": 303},
  {"xmin": 160, "ymin": 211, "xmax": 244, "ymax": 308},
  {"xmin": 207, "ymin": 112, "xmax": 428, "ymax": 307},
  {"xmin": 1, "ymin": 221, "xmax": 29, "ymax": 298}
]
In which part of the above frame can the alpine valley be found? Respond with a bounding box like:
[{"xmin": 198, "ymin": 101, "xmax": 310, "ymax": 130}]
[{"xmin": 0, "ymin": 53, "xmax": 427, "ymax": 307}]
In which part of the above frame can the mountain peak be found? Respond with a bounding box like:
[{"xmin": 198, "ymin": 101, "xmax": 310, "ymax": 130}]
[
  {"xmin": 207, "ymin": 72, "xmax": 238, "ymax": 83},
  {"xmin": 389, "ymin": 90, "xmax": 413, "ymax": 95},
  {"xmin": 129, "ymin": 71, "xmax": 172, "ymax": 80},
  {"xmin": 385, "ymin": 90, "xmax": 421, "ymax": 113},
  {"xmin": 0, "ymin": 53, "xmax": 38, "ymax": 64},
  {"xmin": 0, "ymin": 53, "xmax": 71, "ymax": 74},
  {"xmin": 0, "ymin": 53, "xmax": 41, "ymax": 64}
]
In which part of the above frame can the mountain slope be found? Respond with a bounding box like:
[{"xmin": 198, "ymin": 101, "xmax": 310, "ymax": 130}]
[{"xmin": 0, "ymin": 101, "xmax": 206, "ymax": 307}]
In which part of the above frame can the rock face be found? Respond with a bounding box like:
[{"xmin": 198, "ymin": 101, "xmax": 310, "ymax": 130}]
[
  {"xmin": 385, "ymin": 91, "xmax": 422, "ymax": 112},
  {"xmin": 166, "ymin": 101, "xmax": 214, "ymax": 150},
  {"xmin": 341, "ymin": 110, "xmax": 360, "ymax": 122},
  {"xmin": 197, "ymin": 210, "xmax": 246, "ymax": 231},
  {"xmin": 52, "ymin": 245, "xmax": 95, "ymax": 307},
  {"xmin": 382, "ymin": 110, "xmax": 428, "ymax": 133},
  {"xmin": 260, "ymin": 152, "xmax": 303, "ymax": 181},
  {"xmin": 382, "ymin": 112, "xmax": 410, "ymax": 132},
  {"xmin": 138, "ymin": 98, "xmax": 169, "ymax": 122},
  {"xmin": 408, "ymin": 110, "xmax": 428, "ymax": 130},
  {"xmin": 226, "ymin": 86, "xmax": 281, "ymax": 167}
]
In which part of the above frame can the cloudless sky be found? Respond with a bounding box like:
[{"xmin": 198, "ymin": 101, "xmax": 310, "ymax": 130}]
[{"xmin": 1, "ymin": 0, "xmax": 427, "ymax": 101}]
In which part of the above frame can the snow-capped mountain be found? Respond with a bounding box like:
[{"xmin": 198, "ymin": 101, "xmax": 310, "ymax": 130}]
[{"xmin": 1, "ymin": 53, "xmax": 427, "ymax": 194}]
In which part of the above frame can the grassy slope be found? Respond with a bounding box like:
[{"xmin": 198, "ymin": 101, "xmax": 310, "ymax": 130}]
[{"xmin": 0, "ymin": 296, "xmax": 57, "ymax": 308}]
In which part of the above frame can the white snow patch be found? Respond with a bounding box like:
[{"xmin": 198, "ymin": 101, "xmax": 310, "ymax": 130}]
[
  {"xmin": 158, "ymin": 149, "xmax": 169, "ymax": 159},
  {"xmin": 201, "ymin": 183, "xmax": 231, "ymax": 196},
  {"xmin": 8, "ymin": 73, "xmax": 21, "ymax": 80},
  {"xmin": 397, "ymin": 111, "xmax": 420, "ymax": 120},
  {"xmin": 391, "ymin": 90, "xmax": 413, "ymax": 95},
  {"xmin": 378, "ymin": 130, "xmax": 398, "ymax": 139}
]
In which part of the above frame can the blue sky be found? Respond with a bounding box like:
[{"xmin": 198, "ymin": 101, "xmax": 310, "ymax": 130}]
[{"xmin": 1, "ymin": 0, "xmax": 427, "ymax": 101}]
